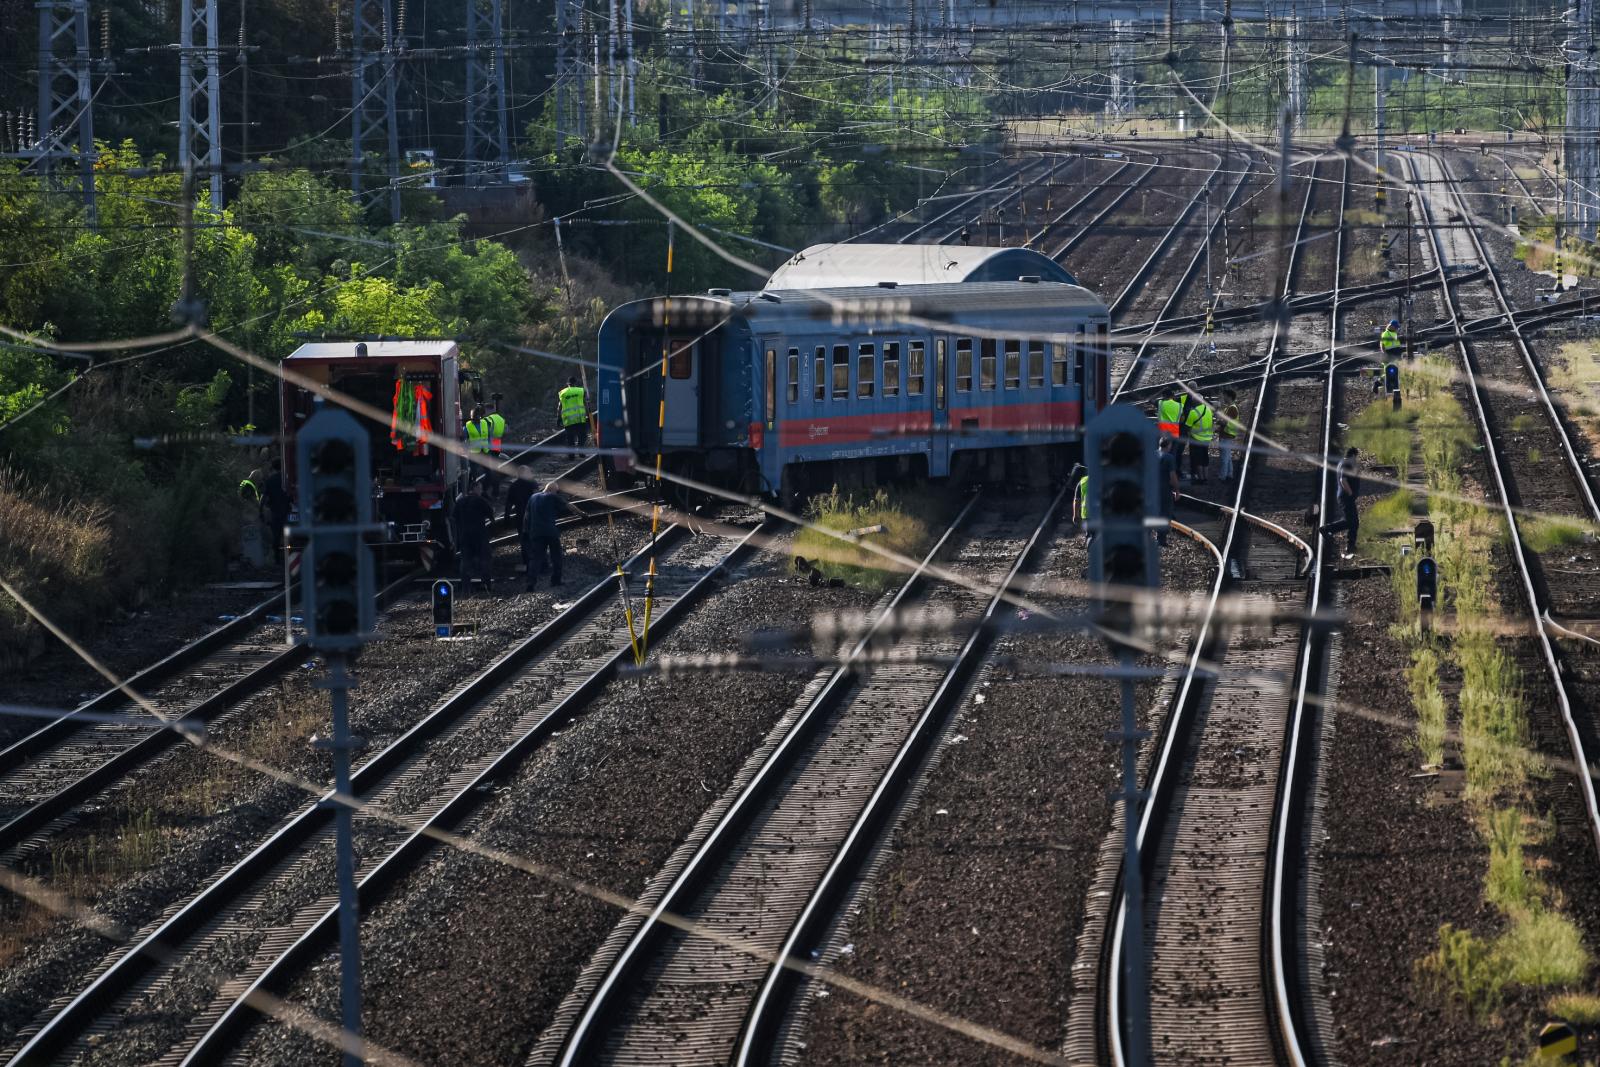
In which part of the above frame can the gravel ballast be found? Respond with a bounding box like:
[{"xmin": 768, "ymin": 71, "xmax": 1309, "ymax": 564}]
[{"xmin": 233, "ymin": 528, "xmax": 877, "ymax": 1066}]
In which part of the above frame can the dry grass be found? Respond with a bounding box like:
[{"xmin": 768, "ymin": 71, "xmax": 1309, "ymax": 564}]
[
  {"xmin": 1550, "ymin": 340, "xmax": 1600, "ymax": 458},
  {"xmin": 0, "ymin": 466, "xmax": 114, "ymax": 663}
]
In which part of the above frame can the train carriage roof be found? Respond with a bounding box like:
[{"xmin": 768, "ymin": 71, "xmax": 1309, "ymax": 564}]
[
  {"xmin": 764, "ymin": 243, "xmax": 1076, "ymax": 290},
  {"xmin": 652, "ymin": 279, "xmax": 1105, "ymax": 329}
]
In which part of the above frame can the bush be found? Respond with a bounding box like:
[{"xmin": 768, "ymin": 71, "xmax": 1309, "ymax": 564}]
[{"xmin": 792, "ymin": 487, "xmax": 937, "ymax": 591}]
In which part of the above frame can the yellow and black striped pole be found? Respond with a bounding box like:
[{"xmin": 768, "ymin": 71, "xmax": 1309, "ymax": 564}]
[{"xmin": 639, "ymin": 221, "xmax": 674, "ymax": 663}]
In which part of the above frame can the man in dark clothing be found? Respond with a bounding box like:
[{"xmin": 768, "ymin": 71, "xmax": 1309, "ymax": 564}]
[
  {"xmin": 504, "ymin": 473, "xmax": 535, "ymax": 529},
  {"xmin": 453, "ymin": 479, "xmax": 497, "ymax": 592},
  {"xmin": 1157, "ymin": 436, "xmax": 1178, "ymax": 547},
  {"xmin": 522, "ymin": 482, "xmax": 573, "ymax": 591},
  {"xmin": 1317, "ymin": 447, "xmax": 1362, "ymax": 559},
  {"xmin": 259, "ymin": 459, "xmax": 291, "ymax": 564}
]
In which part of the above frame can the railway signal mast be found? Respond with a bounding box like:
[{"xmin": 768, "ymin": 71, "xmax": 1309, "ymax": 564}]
[
  {"xmin": 1086, "ymin": 404, "xmax": 1161, "ymax": 1067},
  {"xmin": 293, "ymin": 402, "xmax": 381, "ymax": 1067}
]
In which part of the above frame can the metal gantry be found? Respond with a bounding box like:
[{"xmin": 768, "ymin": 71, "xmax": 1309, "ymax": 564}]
[
  {"xmin": 34, "ymin": 0, "xmax": 97, "ymax": 225},
  {"xmin": 463, "ymin": 0, "xmax": 510, "ymax": 179},
  {"xmin": 179, "ymin": 0, "xmax": 224, "ymax": 209},
  {"xmin": 351, "ymin": 0, "xmax": 401, "ymax": 221}
]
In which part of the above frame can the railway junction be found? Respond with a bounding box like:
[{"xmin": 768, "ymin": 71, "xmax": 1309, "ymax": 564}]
[{"xmin": 7, "ymin": 5, "xmax": 1600, "ymax": 1067}]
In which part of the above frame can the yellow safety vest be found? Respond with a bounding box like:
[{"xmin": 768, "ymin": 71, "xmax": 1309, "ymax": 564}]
[
  {"xmin": 1187, "ymin": 404, "xmax": 1215, "ymax": 444},
  {"xmin": 487, "ymin": 412, "xmax": 505, "ymax": 450},
  {"xmin": 466, "ymin": 419, "xmax": 491, "ymax": 453},
  {"xmin": 1073, "ymin": 476, "xmax": 1089, "ymax": 522},
  {"xmin": 559, "ymin": 386, "xmax": 587, "ymax": 427},
  {"xmin": 1220, "ymin": 404, "xmax": 1241, "ymax": 439},
  {"xmin": 1380, "ymin": 327, "xmax": 1400, "ymax": 351},
  {"xmin": 1158, "ymin": 397, "xmax": 1183, "ymax": 437}
]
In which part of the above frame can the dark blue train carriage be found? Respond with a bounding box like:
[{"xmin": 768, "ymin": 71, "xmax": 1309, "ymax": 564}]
[{"xmin": 594, "ymin": 245, "xmax": 1110, "ymax": 501}]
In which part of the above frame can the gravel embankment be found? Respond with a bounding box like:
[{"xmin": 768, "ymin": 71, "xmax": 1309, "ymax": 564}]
[{"xmin": 234, "ymin": 529, "xmax": 877, "ymax": 1066}]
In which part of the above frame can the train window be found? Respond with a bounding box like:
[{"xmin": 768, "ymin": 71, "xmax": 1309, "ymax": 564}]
[
  {"xmin": 858, "ymin": 344, "xmax": 876, "ymax": 399},
  {"xmin": 1052, "ymin": 338, "xmax": 1069, "ymax": 387},
  {"xmin": 787, "ymin": 349, "xmax": 800, "ymax": 404},
  {"xmin": 908, "ymin": 341, "xmax": 925, "ymax": 396},
  {"xmin": 1004, "ymin": 340, "xmax": 1021, "ymax": 390},
  {"xmin": 980, "ymin": 339, "xmax": 996, "ymax": 391},
  {"xmin": 955, "ymin": 339, "xmax": 973, "ymax": 392},
  {"xmin": 883, "ymin": 342, "xmax": 901, "ymax": 398},
  {"xmin": 832, "ymin": 345, "xmax": 849, "ymax": 400},
  {"xmin": 814, "ymin": 347, "xmax": 826, "ymax": 402},
  {"xmin": 765, "ymin": 348, "xmax": 776, "ymax": 424},
  {"xmin": 669, "ymin": 341, "xmax": 693, "ymax": 379},
  {"xmin": 1028, "ymin": 340, "xmax": 1046, "ymax": 388}
]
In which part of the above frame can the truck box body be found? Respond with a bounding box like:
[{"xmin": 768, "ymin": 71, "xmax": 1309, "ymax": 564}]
[{"xmin": 280, "ymin": 340, "xmax": 487, "ymax": 557}]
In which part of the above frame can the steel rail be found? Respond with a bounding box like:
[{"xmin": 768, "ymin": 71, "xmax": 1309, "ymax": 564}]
[
  {"xmin": 179, "ymin": 519, "xmax": 777, "ymax": 1064},
  {"xmin": 1121, "ymin": 290, "xmax": 1600, "ymax": 405},
  {"xmin": 1406, "ymin": 150, "xmax": 1600, "ymax": 865},
  {"xmin": 1019, "ymin": 155, "xmax": 1138, "ymax": 249},
  {"xmin": 1109, "ymin": 156, "xmax": 1257, "ymax": 397},
  {"xmin": 0, "ymin": 587, "xmax": 285, "ymax": 777},
  {"xmin": 893, "ymin": 156, "xmax": 1055, "ymax": 245},
  {"xmin": 1103, "ymin": 151, "xmax": 1225, "ymax": 322},
  {"xmin": 733, "ymin": 488, "xmax": 1067, "ymax": 1063},
  {"xmin": 1428, "ymin": 154, "xmax": 1600, "ymax": 519},
  {"xmin": 0, "ymin": 568, "xmax": 415, "ymax": 858},
  {"xmin": 1105, "ymin": 153, "xmax": 1320, "ymax": 1067},
  {"xmin": 1111, "ymin": 266, "xmax": 1480, "ymax": 340},
  {"xmin": 5, "ymin": 520, "xmax": 699, "ymax": 1066},
  {"xmin": 0, "ymin": 441, "xmax": 600, "ymax": 861},
  {"xmin": 929, "ymin": 154, "xmax": 1084, "ymax": 246},
  {"xmin": 551, "ymin": 493, "xmax": 983, "ymax": 1066},
  {"xmin": 1043, "ymin": 152, "xmax": 1164, "ymax": 263},
  {"xmin": 1268, "ymin": 152, "xmax": 1349, "ymax": 1067}
]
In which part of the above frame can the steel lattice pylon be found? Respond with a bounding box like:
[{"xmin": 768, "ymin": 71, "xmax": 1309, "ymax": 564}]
[
  {"xmin": 352, "ymin": 0, "xmax": 401, "ymax": 221},
  {"xmin": 179, "ymin": 0, "xmax": 224, "ymax": 208},
  {"xmin": 1567, "ymin": 0, "xmax": 1600, "ymax": 231},
  {"xmin": 1107, "ymin": 19, "xmax": 1134, "ymax": 116},
  {"xmin": 1286, "ymin": 15, "xmax": 1307, "ymax": 130},
  {"xmin": 34, "ymin": 0, "xmax": 97, "ymax": 225},
  {"xmin": 463, "ymin": 0, "xmax": 509, "ymax": 179}
]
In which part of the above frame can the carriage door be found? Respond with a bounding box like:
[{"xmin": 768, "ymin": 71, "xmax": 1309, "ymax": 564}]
[
  {"xmin": 931, "ymin": 336, "xmax": 951, "ymax": 476},
  {"xmin": 662, "ymin": 335, "xmax": 700, "ymax": 446}
]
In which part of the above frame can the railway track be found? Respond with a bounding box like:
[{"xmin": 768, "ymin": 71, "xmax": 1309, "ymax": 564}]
[
  {"xmin": 1403, "ymin": 150, "xmax": 1600, "ymax": 858},
  {"xmin": 535, "ymin": 492, "xmax": 1065, "ymax": 1066},
  {"xmin": 0, "ymin": 437, "xmax": 597, "ymax": 866},
  {"xmin": 1060, "ymin": 153, "xmax": 1346, "ymax": 1067},
  {"xmin": 5, "ymin": 512, "xmax": 767, "ymax": 1066}
]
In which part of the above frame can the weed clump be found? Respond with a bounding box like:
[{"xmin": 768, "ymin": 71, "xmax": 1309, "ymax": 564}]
[{"xmin": 792, "ymin": 488, "xmax": 937, "ymax": 591}]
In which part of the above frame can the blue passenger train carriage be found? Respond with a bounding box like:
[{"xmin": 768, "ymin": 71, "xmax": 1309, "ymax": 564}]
[{"xmin": 595, "ymin": 250, "xmax": 1110, "ymax": 503}]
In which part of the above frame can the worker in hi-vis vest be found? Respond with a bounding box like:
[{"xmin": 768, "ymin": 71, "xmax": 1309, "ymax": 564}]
[
  {"xmin": 557, "ymin": 377, "xmax": 588, "ymax": 459},
  {"xmin": 1380, "ymin": 319, "xmax": 1401, "ymax": 357}
]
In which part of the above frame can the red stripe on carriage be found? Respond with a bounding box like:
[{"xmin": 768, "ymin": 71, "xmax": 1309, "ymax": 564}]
[{"xmin": 774, "ymin": 400, "xmax": 1081, "ymax": 448}]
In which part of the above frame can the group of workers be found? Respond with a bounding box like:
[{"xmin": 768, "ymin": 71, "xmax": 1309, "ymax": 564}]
[
  {"xmin": 1155, "ymin": 386, "xmax": 1243, "ymax": 485},
  {"xmin": 451, "ymin": 376, "xmax": 591, "ymax": 595}
]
